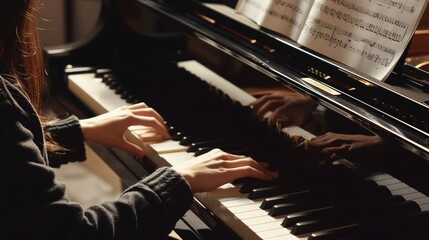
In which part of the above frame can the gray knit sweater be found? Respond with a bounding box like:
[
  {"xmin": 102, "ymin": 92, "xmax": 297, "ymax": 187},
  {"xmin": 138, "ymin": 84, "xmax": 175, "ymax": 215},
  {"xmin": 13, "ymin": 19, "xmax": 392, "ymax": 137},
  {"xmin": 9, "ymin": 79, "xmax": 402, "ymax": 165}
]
[{"xmin": 0, "ymin": 73, "xmax": 193, "ymax": 239}]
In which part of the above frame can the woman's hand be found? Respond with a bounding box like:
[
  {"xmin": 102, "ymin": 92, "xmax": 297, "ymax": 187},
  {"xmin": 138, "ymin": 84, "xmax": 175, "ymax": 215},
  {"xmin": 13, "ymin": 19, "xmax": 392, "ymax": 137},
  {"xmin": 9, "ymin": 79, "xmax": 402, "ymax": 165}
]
[
  {"xmin": 79, "ymin": 103, "xmax": 170, "ymax": 157},
  {"xmin": 172, "ymin": 149, "xmax": 279, "ymax": 193},
  {"xmin": 250, "ymin": 91, "xmax": 318, "ymax": 127}
]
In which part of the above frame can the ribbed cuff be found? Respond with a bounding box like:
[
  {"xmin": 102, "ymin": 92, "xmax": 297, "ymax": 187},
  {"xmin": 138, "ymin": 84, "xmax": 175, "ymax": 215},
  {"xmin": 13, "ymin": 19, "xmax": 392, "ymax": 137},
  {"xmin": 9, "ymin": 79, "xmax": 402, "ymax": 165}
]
[
  {"xmin": 45, "ymin": 115, "xmax": 86, "ymax": 167},
  {"xmin": 141, "ymin": 167, "xmax": 193, "ymax": 221}
]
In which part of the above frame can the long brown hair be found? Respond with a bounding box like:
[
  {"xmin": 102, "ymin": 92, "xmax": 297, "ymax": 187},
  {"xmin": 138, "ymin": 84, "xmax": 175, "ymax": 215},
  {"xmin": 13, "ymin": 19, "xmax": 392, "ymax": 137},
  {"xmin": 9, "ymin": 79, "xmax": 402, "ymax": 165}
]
[
  {"xmin": 0, "ymin": 0, "xmax": 45, "ymax": 112},
  {"xmin": 0, "ymin": 1, "xmax": 64, "ymax": 152}
]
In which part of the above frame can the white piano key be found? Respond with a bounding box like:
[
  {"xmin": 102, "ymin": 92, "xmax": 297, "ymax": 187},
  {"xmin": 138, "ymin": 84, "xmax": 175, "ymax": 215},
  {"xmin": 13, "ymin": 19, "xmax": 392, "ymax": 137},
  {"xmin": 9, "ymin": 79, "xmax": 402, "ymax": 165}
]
[
  {"xmin": 68, "ymin": 73, "xmax": 128, "ymax": 113},
  {"xmin": 251, "ymin": 218, "xmax": 285, "ymax": 232},
  {"xmin": 377, "ymin": 177, "xmax": 401, "ymax": 186},
  {"xmin": 220, "ymin": 197, "xmax": 260, "ymax": 208},
  {"xmin": 228, "ymin": 202, "xmax": 264, "ymax": 214},
  {"xmin": 266, "ymin": 234, "xmax": 304, "ymax": 240},
  {"xmin": 387, "ymin": 182, "xmax": 410, "ymax": 191},
  {"xmin": 149, "ymin": 140, "xmax": 188, "ymax": 153},
  {"xmin": 129, "ymin": 126, "xmax": 163, "ymax": 143},
  {"xmin": 257, "ymin": 227, "xmax": 292, "ymax": 239},
  {"xmin": 208, "ymin": 184, "xmax": 247, "ymax": 201},
  {"xmin": 158, "ymin": 151, "xmax": 195, "ymax": 166},
  {"xmin": 421, "ymin": 203, "xmax": 429, "ymax": 211},
  {"xmin": 235, "ymin": 209, "xmax": 269, "ymax": 219}
]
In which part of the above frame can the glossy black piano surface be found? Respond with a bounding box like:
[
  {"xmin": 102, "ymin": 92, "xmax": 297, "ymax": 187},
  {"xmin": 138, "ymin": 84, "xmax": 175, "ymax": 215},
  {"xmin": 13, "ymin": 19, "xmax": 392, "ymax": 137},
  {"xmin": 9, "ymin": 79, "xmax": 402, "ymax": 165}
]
[{"xmin": 45, "ymin": 0, "xmax": 429, "ymax": 239}]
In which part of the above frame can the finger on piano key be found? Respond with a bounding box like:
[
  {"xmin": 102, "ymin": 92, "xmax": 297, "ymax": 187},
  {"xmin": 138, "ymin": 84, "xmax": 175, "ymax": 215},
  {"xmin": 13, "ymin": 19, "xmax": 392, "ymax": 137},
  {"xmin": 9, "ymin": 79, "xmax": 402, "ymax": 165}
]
[
  {"xmin": 159, "ymin": 151, "xmax": 195, "ymax": 166},
  {"xmin": 128, "ymin": 125, "xmax": 164, "ymax": 143},
  {"xmin": 149, "ymin": 140, "xmax": 188, "ymax": 154}
]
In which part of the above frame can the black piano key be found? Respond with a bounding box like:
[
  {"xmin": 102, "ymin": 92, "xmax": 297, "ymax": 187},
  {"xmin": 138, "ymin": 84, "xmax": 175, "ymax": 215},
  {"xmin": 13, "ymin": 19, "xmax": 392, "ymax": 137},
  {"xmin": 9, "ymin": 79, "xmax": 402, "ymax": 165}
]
[
  {"xmin": 108, "ymin": 80, "xmax": 120, "ymax": 89},
  {"xmin": 95, "ymin": 68, "xmax": 113, "ymax": 78},
  {"xmin": 248, "ymin": 184, "xmax": 306, "ymax": 200},
  {"xmin": 101, "ymin": 74, "xmax": 116, "ymax": 84},
  {"xmin": 231, "ymin": 176, "xmax": 258, "ymax": 185},
  {"xmin": 282, "ymin": 186, "xmax": 393, "ymax": 227},
  {"xmin": 114, "ymin": 85, "xmax": 123, "ymax": 94},
  {"xmin": 269, "ymin": 199, "xmax": 330, "ymax": 216},
  {"xmin": 171, "ymin": 127, "xmax": 232, "ymax": 141},
  {"xmin": 308, "ymin": 211, "xmax": 429, "ymax": 240},
  {"xmin": 291, "ymin": 218, "xmax": 354, "ymax": 235},
  {"xmin": 193, "ymin": 144, "xmax": 247, "ymax": 157},
  {"xmin": 240, "ymin": 167, "xmax": 312, "ymax": 195},
  {"xmin": 261, "ymin": 179, "xmax": 378, "ymax": 210},
  {"xmin": 193, "ymin": 147, "xmax": 210, "ymax": 156},
  {"xmin": 260, "ymin": 190, "xmax": 310, "ymax": 210},
  {"xmin": 187, "ymin": 139, "xmax": 237, "ymax": 152},
  {"xmin": 179, "ymin": 134, "xmax": 229, "ymax": 145},
  {"xmin": 239, "ymin": 178, "xmax": 285, "ymax": 193},
  {"xmin": 295, "ymin": 200, "xmax": 421, "ymax": 236}
]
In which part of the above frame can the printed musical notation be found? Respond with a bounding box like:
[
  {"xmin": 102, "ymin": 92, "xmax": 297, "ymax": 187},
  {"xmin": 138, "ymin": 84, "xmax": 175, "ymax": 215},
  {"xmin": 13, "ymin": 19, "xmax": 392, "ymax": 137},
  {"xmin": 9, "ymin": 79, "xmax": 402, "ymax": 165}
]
[
  {"xmin": 376, "ymin": 0, "xmax": 416, "ymax": 13},
  {"xmin": 266, "ymin": 2, "xmax": 304, "ymax": 28},
  {"xmin": 235, "ymin": 0, "xmax": 428, "ymax": 80},
  {"xmin": 304, "ymin": 18, "xmax": 395, "ymax": 67},
  {"xmin": 314, "ymin": 0, "xmax": 409, "ymax": 42}
]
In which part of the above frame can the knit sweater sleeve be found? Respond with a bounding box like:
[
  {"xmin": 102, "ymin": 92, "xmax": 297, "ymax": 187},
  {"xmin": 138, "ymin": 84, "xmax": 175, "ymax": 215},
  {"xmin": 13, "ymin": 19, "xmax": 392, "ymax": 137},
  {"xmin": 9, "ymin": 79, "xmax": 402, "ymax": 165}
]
[{"xmin": 44, "ymin": 115, "xmax": 87, "ymax": 167}]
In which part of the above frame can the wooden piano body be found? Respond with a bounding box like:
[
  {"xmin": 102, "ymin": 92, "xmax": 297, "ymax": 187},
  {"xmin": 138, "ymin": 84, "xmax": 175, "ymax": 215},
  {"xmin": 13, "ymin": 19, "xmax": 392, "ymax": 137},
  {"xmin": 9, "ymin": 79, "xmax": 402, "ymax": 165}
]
[{"xmin": 45, "ymin": 0, "xmax": 429, "ymax": 239}]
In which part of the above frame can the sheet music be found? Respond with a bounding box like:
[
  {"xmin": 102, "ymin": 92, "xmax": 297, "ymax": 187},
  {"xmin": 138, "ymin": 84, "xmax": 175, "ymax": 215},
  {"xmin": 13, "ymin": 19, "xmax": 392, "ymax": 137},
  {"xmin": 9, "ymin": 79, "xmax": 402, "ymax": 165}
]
[
  {"xmin": 236, "ymin": 0, "xmax": 315, "ymax": 40},
  {"xmin": 235, "ymin": 0, "xmax": 273, "ymax": 24},
  {"xmin": 297, "ymin": 0, "xmax": 428, "ymax": 81},
  {"xmin": 261, "ymin": 0, "xmax": 315, "ymax": 40},
  {"xmin": 236, "ymin": 0, "xmax": 428, "ymax": 81}
]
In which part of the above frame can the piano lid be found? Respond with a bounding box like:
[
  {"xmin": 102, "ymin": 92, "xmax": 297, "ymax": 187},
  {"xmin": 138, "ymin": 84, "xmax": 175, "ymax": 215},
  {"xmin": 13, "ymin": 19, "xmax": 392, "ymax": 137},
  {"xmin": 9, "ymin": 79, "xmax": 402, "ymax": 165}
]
[{"xmin": 136, "ymin": 0, "xmax": 429, "ymax": 160}]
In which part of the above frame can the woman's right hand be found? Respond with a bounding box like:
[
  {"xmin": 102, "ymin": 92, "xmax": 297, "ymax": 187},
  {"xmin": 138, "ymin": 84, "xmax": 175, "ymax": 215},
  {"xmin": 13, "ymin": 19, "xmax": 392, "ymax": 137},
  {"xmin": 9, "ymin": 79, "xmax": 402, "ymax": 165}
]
[{"xmin": 172, "ymin": 149, "xmax": 279, "ymax": 193}]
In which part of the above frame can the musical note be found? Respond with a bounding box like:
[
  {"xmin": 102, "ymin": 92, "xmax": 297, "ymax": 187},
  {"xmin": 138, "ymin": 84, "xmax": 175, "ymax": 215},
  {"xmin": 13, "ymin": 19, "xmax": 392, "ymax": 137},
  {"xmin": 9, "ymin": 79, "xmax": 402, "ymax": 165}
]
[
  {"xmin": 314, "ymin": 1, "xmax": 409, "ymax": 42},
  {"xmin": 304, "ymin": 18, "xmax": 395, "ymax": 67}
]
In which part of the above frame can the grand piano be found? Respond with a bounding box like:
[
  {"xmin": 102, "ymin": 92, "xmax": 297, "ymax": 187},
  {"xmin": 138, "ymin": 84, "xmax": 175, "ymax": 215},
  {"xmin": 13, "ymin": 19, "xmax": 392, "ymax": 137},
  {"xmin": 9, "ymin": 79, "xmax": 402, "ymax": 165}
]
[{"xmin": 45, "ymin": 0, "xmax": 429, "ymax": 239}]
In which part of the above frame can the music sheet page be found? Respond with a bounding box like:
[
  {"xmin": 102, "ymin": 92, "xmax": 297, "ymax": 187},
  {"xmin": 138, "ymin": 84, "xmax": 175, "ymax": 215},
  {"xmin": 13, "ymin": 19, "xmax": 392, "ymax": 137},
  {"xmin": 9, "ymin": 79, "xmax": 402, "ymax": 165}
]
[
  {"xmin": 259, "ymin": 0, "xmax": 315, "ymax": 41},
  {"xmin": 236, "ymin": 0, "xmax": 315, "ymax": 40},
  {"xmin": 235, "ymin": 0, "xmax": 273, "ymax": 24},
  {"xmin": 236, "ymin": 0, "xmax": 428, "ymax": 81},
  {"xmin": 296, "ymin": 0, "xmax": 428, "ymax": 81}
]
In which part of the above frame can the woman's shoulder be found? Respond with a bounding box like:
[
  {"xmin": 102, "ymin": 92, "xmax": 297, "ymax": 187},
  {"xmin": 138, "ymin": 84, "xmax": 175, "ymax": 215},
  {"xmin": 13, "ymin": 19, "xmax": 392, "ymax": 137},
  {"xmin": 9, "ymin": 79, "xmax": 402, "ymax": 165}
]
[{"xmin": 0, "ymin": 74, "xmax": 12, "ymax": 95}]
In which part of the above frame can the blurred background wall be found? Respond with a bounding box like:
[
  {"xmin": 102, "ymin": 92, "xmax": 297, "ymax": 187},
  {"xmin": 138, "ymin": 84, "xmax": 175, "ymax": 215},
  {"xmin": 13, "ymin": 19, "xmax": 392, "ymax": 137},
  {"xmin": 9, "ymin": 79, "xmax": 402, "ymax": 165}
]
[{"xmin": 38, "ymin": 0, "xmax": 101, "ymax": 47}]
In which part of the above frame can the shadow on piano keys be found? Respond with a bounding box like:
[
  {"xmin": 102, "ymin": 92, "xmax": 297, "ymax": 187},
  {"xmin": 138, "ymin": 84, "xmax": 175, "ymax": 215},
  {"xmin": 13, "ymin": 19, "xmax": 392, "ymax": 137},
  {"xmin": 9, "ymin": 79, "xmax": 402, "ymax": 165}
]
[{"xmin": 63, "ymin": 59, "xmax": 429, "ymax": 240}]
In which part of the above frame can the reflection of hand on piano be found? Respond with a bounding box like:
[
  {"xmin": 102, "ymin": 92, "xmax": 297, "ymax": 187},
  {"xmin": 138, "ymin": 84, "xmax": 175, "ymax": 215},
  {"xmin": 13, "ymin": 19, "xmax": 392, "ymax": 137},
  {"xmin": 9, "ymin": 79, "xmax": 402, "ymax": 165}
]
[
  {"xmin": 172, "ymin": 148, "xmax": 279, "ymax": 193},
  {"xmin": 79, "ymin": 102, "xmax": 171, "ymax": 157},
  {"xmin": 308, "ymin": 133, "xmax": 385, "ymax": 166},
  {"xmin": 250, "ymin": 91, "xmax": 318, "ymax": 128}
]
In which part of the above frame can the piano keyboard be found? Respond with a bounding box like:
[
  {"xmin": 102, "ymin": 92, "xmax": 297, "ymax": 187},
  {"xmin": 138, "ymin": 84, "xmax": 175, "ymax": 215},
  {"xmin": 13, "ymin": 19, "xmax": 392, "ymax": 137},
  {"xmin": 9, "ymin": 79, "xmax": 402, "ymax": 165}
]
[{"xmin": 67, "ymin": 60, "xmax": 429, "ymax": 240}]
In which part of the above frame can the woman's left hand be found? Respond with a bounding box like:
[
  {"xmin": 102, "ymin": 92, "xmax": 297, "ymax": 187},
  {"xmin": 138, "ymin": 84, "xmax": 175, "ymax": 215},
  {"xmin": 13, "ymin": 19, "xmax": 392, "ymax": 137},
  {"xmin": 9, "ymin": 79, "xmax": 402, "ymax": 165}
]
[{"xmin": 79, "ymin": 103, "xmax": 170, "ymax": 157}]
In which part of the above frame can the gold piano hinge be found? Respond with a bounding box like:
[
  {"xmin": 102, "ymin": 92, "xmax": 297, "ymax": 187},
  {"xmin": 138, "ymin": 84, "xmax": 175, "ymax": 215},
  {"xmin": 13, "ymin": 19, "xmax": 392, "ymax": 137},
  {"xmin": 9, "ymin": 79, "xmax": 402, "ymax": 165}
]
[
  {"xmin": 198, "ymin": 14, "xmax": 216, "ymax": 24},
  {"xmin": 415, "ymin": 29, "xmax": 429, "ymax": 35},
  {"xmin": 301, "ymin": 77, "xmax": 341, "ymax": 95},
  {"xmin": 338, "ymin": 68, "xmax": 375, "ymax": 87}
]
